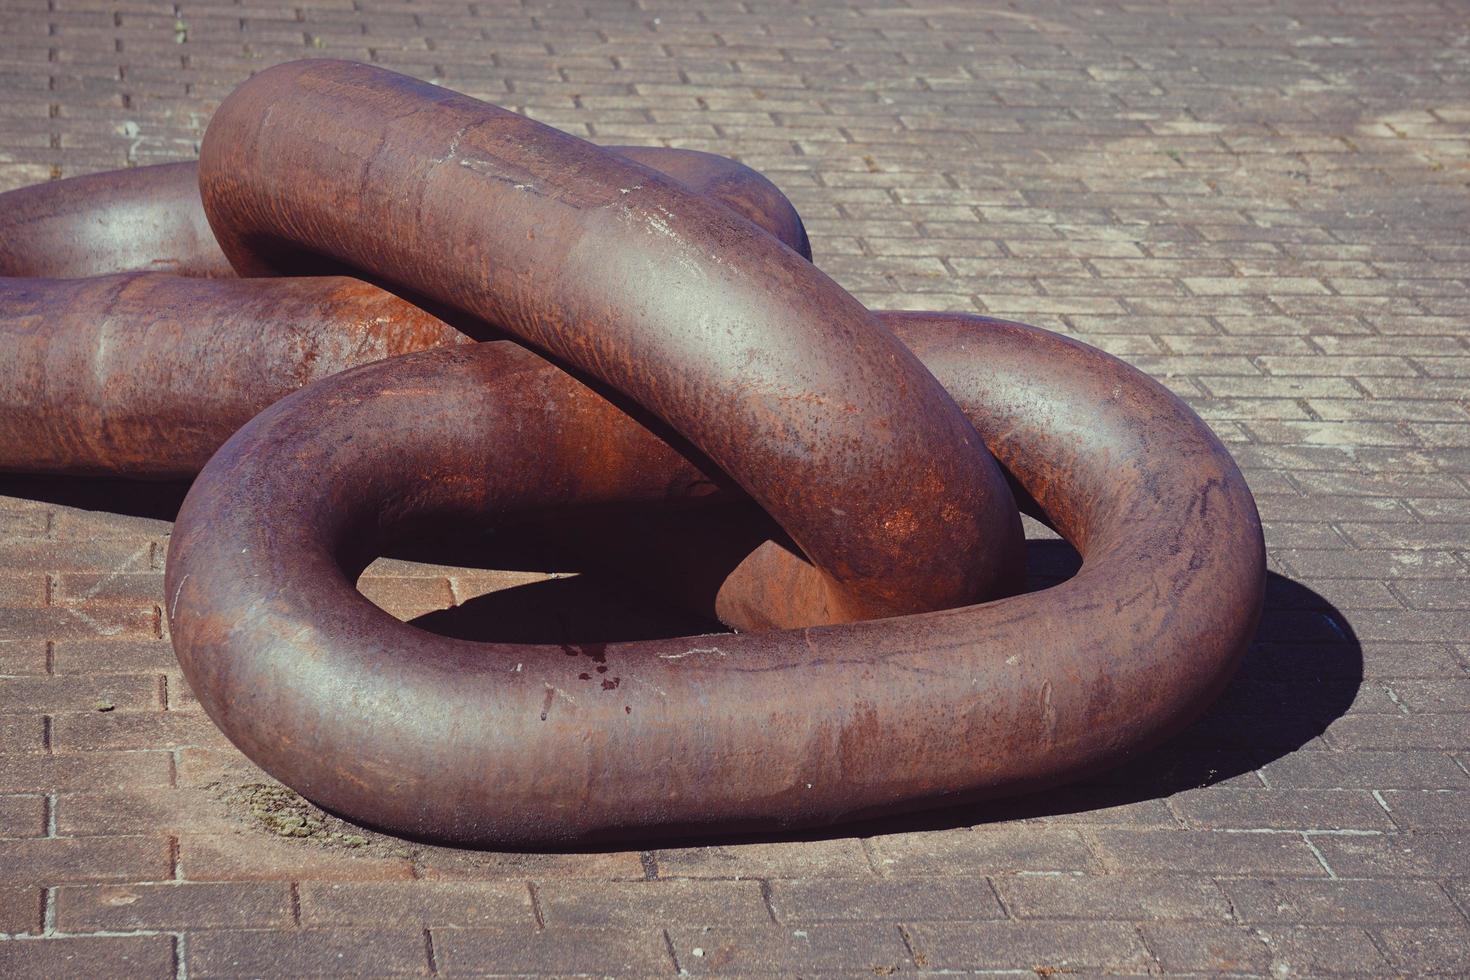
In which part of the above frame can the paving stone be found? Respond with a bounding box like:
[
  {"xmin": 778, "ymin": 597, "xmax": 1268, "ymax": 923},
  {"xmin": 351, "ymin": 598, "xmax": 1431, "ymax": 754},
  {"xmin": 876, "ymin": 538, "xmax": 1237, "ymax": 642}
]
[
  {"xmin": 1310, "ymin": 833, "xmax": 1470, "ymax": 879},
  {"xmin": 1375, "ymin": 925, "xmax": 1470, "ymax": 974},
  {"xmin": 867, "ymin": 826, "xmax": 1099, "ymax": 876},
  {"xmin": 654, "ymin": 838, "xmax": 872, "ymax": 879},
  {"xmin": 0, "ymin": 675, "xmax": 161, "ymax": 714},
  {"xmin": 1088, "ymin": 828, "xmax": 1327, "ymax": 876},
  {"xmin": 410, "ymin": 844, "xmax": 646, "ymax": 882},
  {"xmin": 0, "ymin": 835, "xmax": 172, "ymax": 886},
  {"xmin": 666, "ymin": 923, "xmax": 909, "ymax": 975},
  {"xmin": 1254, "ymin": 925, "xmax": 1391, "ymax": 975},
  {"xmin": 48, "ymin": 508, "xmax": 174, "ymax": 542},
  {"xmin": 187, "ymin": 928, "xmax": 429, "ymax": 978},
  {"xmin": 0, "ymin": 793, "xmax": 46, "ymax": 838},
  {"xmin": 1219, "ymin": 876, "xmax": 1465, "ymax": 924},
  {"xmin": 995, "ymin": 873, "xmax": 1232, "ymax": 921},
  {"xmin": 1, "ymin": 1, "xmax": 1468, "ymax": 973},
  {"xmin": 50, "ymin": 709, "xmax": 231, "ymax": 753},
  {"xmin": 0, "ymin": 885, "xmax": 43, "ymax": 934},
  {"xmin": 433, "ymin": 925, "xmax": 674, "ymax": 975},
  {"xmin": 1169, "ymin": 787, "xmax": 1397, "ymax": 831},
  {"xmin": 1028, "ymin": 793, "xmax": 1180, "ymax": 829},
  {"xmin": 767, "ymin": 876, "xmax": 1004, "ymax": 923},
  {"xmin": 537, "ymin": 878, "xmax": 770, "ymax": 928},
  {"xmin": 1379, "ymin": 790, "xmax": 1470, "ymax": 831},
  {"xmin": 354, "ymin": 574, "xmax": 454, "ymax": 620},
  {"xmin": 177, "ymin": 833, "xmax": 415, "ymax": 882},
  {"xmin": 0, "ymin": 751, "xmax": 174, "ymax": 794},
  {"xmin": 50, "ymin": 639, "xmax": 177, "ymax": 675},
  {"xmin": 1326, "ymin": 714, "xmax": 1470, "ymax": 751},
  {"xmin": 299, "ymin": 880, "xmax": 532, "ymax": 927},
  {"xmin": 1140, "ymin": 922, "xmax": 1272, "ymax": 973},
  {"xmin": 0, "ymin": 639, "xmax": 47, "ymax": 676},
  {"xmin": 906, "ymin": 919, "xmax": 1155, "ymax": 973},
  {"xmin": 0, "ymin": 539, "xmax": 160, "ymax": 575},
  {"xmin": 1258, "ymin": 750, "xmax": 1468, "ymax": 790},
  {"xmin": 54, "ymin": 787, "xmax": 239, "ymax": 837},
  {"xmin": 0, "ymin": 717, "xmax": 44, "ymax": 755},
  {"xmin": 172, "ymin": 746, "xmax": 273, "ymax": 790},
  {"xmin": 1389, "ymin": 678, "xmax": 1470, "ymax": 710},
  {"xmin": 53, "ymin": 571, "xmax": 165, "ymax": 606},
  {"xmin": 54, "ymin": 881, "xmax": 294, "ymax": 931},
  {"xmin": 0, "ymin": 935, "xmax": 177, "ymax": 978},
  {"xmin": 0, "ymin": 571, "xmax": 46, "ymax": 606}
]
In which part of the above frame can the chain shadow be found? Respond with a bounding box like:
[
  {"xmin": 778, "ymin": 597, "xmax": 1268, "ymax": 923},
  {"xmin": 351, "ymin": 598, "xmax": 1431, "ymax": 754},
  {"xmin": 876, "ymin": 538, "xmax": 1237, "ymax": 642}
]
[
  {"xmin": 0, "ymin": 471, "xmax": 1359, "ymax": 849},
  {"xmin": 0, "ymin": 472, "xmax": 192, "ymax": 521},
  {"xmin": 396, "ymin": 534, "xmax": 1359, "ymax": 851},
  {"xmin": 409, "ymin": 570, "xmax": 723, "ymax": 645},
  {"xmin": 794, "ymin": 541, "xmax": 1364, "ymax": 840}
]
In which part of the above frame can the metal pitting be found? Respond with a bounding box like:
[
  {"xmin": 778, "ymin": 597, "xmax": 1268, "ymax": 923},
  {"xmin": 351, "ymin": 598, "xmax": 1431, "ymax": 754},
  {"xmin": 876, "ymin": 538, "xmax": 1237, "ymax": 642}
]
[{"xmin": 0, "ymin": 60, "xmax": 1264, "ymax": 847}]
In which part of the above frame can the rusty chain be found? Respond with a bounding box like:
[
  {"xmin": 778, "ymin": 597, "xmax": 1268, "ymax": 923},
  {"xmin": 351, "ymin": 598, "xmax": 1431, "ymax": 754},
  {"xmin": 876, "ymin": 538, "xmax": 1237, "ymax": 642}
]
[{"xmin": 0, "ymin": 60, "xmax": 1264, "ymax": 846}]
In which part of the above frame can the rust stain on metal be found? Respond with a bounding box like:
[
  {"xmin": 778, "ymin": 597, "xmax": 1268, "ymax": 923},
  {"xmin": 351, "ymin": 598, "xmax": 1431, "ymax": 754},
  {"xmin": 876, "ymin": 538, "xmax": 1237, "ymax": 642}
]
[
  {"xmin": 0, "ymin": 144, "xmax": 814, "ymax": 477},
  {"xmin": 196, "ymin": 59, "xmax": 1025, "ymax": 623},
  {"xmin": 0, "ymin": 59, "xmax": 1266, "ymax": 848},
  {"xmin": 162, "ymin": 314, "xmax": 1264, "ymax": 846}
]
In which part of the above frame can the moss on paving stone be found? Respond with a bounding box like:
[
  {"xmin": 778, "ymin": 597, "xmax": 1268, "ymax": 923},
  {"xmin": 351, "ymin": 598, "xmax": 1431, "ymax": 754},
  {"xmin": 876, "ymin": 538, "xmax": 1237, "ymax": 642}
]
[{"xmin": 228, "ymin": 783, "xmax": 375, "ymax": 850}]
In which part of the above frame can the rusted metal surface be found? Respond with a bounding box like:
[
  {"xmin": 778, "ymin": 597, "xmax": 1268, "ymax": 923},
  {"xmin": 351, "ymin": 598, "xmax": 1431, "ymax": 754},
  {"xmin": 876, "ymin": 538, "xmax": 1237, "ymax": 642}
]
[
  {"xmin": 0, "ymin": 147, "xmax": 812, "ymax": 478},
  {"xmin": 0, "ymin": 162, "xmax": 234, "ymax": 279},
  {"xmin": 198, "ymin": 59, "xmax": 1025, "ymax": 623},
  {"xmin": 1, "ymin": 59, "xmax": 1266, "ymax": 848},
  {"xmin": 0, "ymin": 148, "xmax": 810, "ymax": 281},
  {"xmin": 0, "ymin": 272, "xmax": 464, "ymax": 477},
  {"xmin": 165, "ymin": 313, "xmax": 1265, "ymax": 846}
]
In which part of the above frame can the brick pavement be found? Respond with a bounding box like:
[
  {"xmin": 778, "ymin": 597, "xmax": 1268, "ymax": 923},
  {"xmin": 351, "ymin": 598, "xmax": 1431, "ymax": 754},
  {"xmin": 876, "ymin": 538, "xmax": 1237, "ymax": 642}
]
[{"xmin": 1, "ymin": 0, "xmax": 1468, "ymax": 975}]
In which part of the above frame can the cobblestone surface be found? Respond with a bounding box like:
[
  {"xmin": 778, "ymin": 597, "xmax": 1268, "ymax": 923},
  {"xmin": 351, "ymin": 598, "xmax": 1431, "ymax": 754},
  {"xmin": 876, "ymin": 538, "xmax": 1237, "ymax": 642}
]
[{"xmin": 1, "ymin": 0, "xmax": 1468, "ymax": 976}]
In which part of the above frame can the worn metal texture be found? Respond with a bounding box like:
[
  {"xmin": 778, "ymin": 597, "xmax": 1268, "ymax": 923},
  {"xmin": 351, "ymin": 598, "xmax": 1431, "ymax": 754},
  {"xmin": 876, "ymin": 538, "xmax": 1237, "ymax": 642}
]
[
  {"xmin": 6, "ymin": 59, "xmax": 1265, "ymax": 848},
  {"xmin": 0, "ymin": 148, "xmax": 810, "ymax": 281},
  {"xmin": 0, "ymin": 147, "xmax": 812, "ymax": 479},
  {"xmin": 0, "ymin": 272, "xmax": 465, "ymax": 477},
  {"xmin": 164, "ymin": 312, "xmax": 1265, "ymax": 847},
  {"xmin": 197, "ymin": 58, "xmax": 1025, "ymax": 624},
  {"xmin": 0, "ymin": 162, "xmax": 234, "ymax": 279}
]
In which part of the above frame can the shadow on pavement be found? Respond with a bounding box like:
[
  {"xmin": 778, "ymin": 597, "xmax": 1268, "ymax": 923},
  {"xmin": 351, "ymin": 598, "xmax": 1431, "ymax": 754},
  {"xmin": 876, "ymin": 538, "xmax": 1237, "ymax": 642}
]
[
  {"xmin": 413, "ymin": 537, "xmax": 1361, "ymax": 850},
  {"xmin": 0, "ymin": 471, "xmax": 192, "ymax": 521},
  {"xmin": 640, "ymin": 540, "xmax": 1361, "ymax": 846},
  {"xmin": 0, "ymin": 472, "xmax": 1360, "ymax": 850},
  {"xmin": 815, "ymin": 545, "xmax": 1364, "ymax": 840}
]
